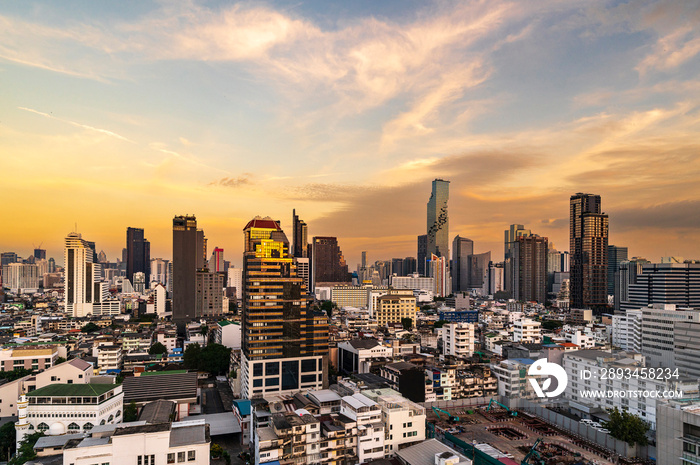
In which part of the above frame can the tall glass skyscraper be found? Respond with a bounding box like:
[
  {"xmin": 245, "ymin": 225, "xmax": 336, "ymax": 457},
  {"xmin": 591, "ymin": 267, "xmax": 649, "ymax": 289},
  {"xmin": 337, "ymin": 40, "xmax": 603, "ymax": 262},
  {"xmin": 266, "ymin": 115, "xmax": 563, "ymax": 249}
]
[
  {"xmin": 241, "ymin": 216, "xmax": 328, "ymax": 399},
  {"xmin": 427, "ymin": 179, "xmax": 450, "ymax": 258},
  {"xmin": 570, "ymin": 193, "xmax": 609, "ymax": 310},
  {"xmin": 126, "ymin": 227, "xmax": 150, "ymax": 285}
]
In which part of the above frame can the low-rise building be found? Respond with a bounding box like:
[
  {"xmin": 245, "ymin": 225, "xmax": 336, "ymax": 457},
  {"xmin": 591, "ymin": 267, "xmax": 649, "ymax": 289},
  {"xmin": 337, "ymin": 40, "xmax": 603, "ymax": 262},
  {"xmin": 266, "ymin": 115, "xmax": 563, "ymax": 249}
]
[{"xmin": 441, "ymin": 323, "xmax": 475, "ymax": 359}]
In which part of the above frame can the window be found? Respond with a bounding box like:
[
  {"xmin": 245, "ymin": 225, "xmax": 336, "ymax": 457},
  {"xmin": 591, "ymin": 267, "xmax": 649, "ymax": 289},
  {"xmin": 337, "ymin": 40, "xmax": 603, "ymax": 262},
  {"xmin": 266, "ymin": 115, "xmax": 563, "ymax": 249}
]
[
  {"xmin": 68, "ymin": 422, "xmax": 80, "ymax": 431},
  {"xmin": 167, "ymin": 453, "xmax": 175, "ymax": 464},
  {"xmin": 187, "ymin": 451, "xmax": 196, "ymax": 461},
  {"xmin": 178, "ymin": 452, "xmax": 186, "ymax": 462},
  {"xmin": 37, "ymin": 423, "xmax": 49, "ymax": 432},
  {"xmin": 84, "ymin": 423, "xmax": 94, "ymax": 431}
]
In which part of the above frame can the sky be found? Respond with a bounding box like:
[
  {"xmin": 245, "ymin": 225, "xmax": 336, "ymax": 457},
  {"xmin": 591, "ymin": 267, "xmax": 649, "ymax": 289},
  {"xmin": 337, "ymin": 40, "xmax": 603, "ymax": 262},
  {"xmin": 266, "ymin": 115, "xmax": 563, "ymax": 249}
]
[{"xmin": 2, "ymin": 0, "xmax": 700, "ymax": 268}]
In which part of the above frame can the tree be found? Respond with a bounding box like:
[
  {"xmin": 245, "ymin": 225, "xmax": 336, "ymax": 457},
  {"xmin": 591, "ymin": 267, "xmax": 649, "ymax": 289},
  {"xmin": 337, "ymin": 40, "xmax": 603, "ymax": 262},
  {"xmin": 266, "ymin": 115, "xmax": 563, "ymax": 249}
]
[
  {"xmin": 124, "ymin": 401, "xmax": 138, "ymax": 422},
  {"xmin": 0, "ymin": 368, "xmax": 32, "ymax": 381},
  {"xmin": 200, "ymin": 324, "xmax": 209, "ymax": 336},
  {"xmin": 320, "ymin": 300, "xmax": 336, "ymax": 317},
  {"xmin": 149, "ymin": 342, "xmax": 168, "ymax": 355},
  {"xmin": 55, "ymin": 357, "xmax": 67, "ymax": 364},
  {"xmin": 183, "ymin": 343, "xmax": 201, "ymax": 370},
  {"xmin": 603, "ymin": 407, "xmax": 650, "ymax": 446},
  {"xmin": 401, "ymin": 317, "xmax": 413, "ymax": 330},
  {"xmin": 433, "ymin": 320, "xmax": 448, "ymax": 329},
  {"xmin": 81, "ymin": 322, "xmax": 100, "ymax": 333},
  {"xmin": 210, "ymin": 443, "xmax": 224, "ymax": 459},
  {"xmin": 9, "ymin": 431, "xmax": 43, "ymax": 465},
  {"xmin": 0, "ymin": 421, "xmax": 16, "ymax": 461},
  {"xmin": 199, "ymin": 343, "xmax": 232, "ymax": 375},
  {"xmin": 541, "ymin": 320, "xmax": 564, "ymax": 331}
]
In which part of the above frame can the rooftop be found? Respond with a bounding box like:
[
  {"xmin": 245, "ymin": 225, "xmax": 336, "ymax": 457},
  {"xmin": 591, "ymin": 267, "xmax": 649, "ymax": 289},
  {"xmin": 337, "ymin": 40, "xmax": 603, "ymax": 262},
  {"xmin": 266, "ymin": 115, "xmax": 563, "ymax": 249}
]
[{"xmin": 27, "ymin": 383, "xmax": 118, "ymax": 397}]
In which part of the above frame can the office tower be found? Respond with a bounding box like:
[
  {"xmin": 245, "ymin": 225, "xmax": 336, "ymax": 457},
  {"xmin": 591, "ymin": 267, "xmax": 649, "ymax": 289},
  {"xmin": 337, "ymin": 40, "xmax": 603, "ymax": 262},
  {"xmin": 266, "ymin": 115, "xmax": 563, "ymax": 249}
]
[
  {"xmin": 33, "ymin": 248, "xmax": 46, "ymax": 261},
  {"xmin": 292, "ymin": 209, "xmax": 308, "ymax": 258},
  {"xmin": 241, "ymin": 216, "xmax": 328, "ymax": 399},
  {"xmin": 426, "ymin": 179, "xmax": 450, "ymax": 258},
  {"xmin": 209, "ymin": 247, "xmax": 225, "ymax": 272},
  {"xmin": 48, "ymin": 258, "xmax": 55, "ymax": 273},
  {"xmin": 172, "ymin": 215, "xmax": 206, "ymax": 324},
  {"xmin": 403, "ymin": 257, "xmax": 417, "ymax": 276},
  {"xmin": 512, "ymin": 234, "xmax": 548, "ymax": 303},
  {"xmin": 487, "ymin": 261, "xmax": 505, "ymax": 296},
  {"xmin": 468, "ymin": 251, "xmax": 491, "ymax": 290},
  {"xmin": 391, "ymin": 258, "xmax": 404, "ymax": 277},
  {"xmin": 227, "ymin": 266, "xmax": 243, "ymax": 300},
  {"xmin": 504, "ymin": 224, "xmax": 531, "ymax": 298},
  {"xmin": 126, "ymin": 227, "xmax": 150, "ymax": 286},
  {"xmin": 294, "ymin": 257, "xmax": 310, "ymax": 294},
  {"xmin": 417, "ymin": 235, "xmax": 427, "ymax": 276},
  {"xmin": 451, "ymin": 236, "xmax": 474, "ymax": 293},
  {"xmin": 1, "ymin": 252, "xmax": 18, "ymax": 266},
  {"xmin": 150, "ymin": 258, "xmax": 170, "ymax": 287},
  {"xmin": 361, "ymin": 251, "xmax": 367, "ymax": 269},
  {"xmin": 64, "ymin": 232, "xmax": 103, "ymax": 317},
  {"xmin": 607, "ymin": 245, "xmax": 628, "ymax": 296},
  {"xmin": 428, "ymin": 253, "xmax": 451, "ymax": 297},
  {"xmin": 620, "ymin": 263, "xmax": 700, "ymax": 311},
  {"xmin": 570, "ymin": 193, "xmax": 609, "ymax": 310},
  {"xmin": 311, "ymin": 236, "xmax": 350, "ymax": 288},
  {"xmin": 196, "ymin": 269, "xmax": 224, "ymax": 316},
  {"xmin": 614, "ymin": 257, "xmax": 650, "ymax": 312}
]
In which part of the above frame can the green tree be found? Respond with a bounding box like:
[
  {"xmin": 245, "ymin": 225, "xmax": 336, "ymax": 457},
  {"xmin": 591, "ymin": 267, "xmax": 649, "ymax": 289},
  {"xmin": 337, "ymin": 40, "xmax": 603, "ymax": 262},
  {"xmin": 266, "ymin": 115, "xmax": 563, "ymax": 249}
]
[
  {"xmin": 210, "ymin": 443, "xmax": 224, "ymax": 459},
  {"xmin": 0, "ymin": 421, "xmax": 16, "ymax": 461},
  {"xmin": 81, "ymin": 322, "xmax": 100, "ymax": 333},
  {"xmin": 603, "ymin": 407, "xmax": 650, "ymax": 446},
  {"xmin": 200, "ymin": 324, "xmax": 209, "ymax": 336},
  {"xmin": 401, "ymin": 317, "xmax": 413, "ymax": 330},
  {"xmin": 320, "ymin": 300, "xmax": 336, "ymax": 317},
  {"xmin": 199, "ymin": 343, "xmax": 232, "ymax": 375},
  {"xmin": 433, "ymin": 320, "xmax": 448, "ymax": 329},
  {"xmin": 541, "ymin": 320, "xmax": 564, "ymax": 331},
  {"xmin": 148, "ymin": 342, "xmax": 168, "ymax": 355},
  {"xmin": 55, "ymin": 357, "xmax": 67, "ymax": 364},
  {"xmin": 183, "ymin": 343, "xmax": 201, "ymax": 370},
  {"xmin": 0, "ymin": 368, "xmax": 32, "ymax": 381},
  {"xmin": 124, "ymin": 401, "xmax": 139, "ymax": 422},
  {"xmin": 9, "ymin": 431, "xmax": 43, "ymax": 465}
]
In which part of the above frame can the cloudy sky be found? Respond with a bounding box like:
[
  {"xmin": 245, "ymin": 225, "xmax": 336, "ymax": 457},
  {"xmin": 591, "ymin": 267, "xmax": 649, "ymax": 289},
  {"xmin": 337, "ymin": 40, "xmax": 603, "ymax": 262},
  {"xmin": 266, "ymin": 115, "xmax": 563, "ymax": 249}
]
[{"xmin": 2, "ymin": 0, "xmax": 700, "ymax": 267}]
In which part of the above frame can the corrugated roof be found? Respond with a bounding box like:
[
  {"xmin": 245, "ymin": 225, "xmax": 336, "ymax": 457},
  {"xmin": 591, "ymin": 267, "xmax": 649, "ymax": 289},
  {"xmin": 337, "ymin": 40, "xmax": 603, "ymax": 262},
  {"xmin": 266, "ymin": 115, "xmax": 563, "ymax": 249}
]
[
  {"xmin": 397, "ymin": 438, "xmax": 469, "ymax": 465},
  {"xmin": 123, "ymin": 372, "xmax": 197, "ymax": 403}
]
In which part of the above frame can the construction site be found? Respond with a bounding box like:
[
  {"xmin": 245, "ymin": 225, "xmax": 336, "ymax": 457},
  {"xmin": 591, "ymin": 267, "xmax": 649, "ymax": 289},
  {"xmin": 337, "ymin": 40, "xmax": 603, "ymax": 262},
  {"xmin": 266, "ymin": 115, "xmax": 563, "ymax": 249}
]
[{"xmin": 426, "ymin": 400, "xmax": 651, "ymax": 465}]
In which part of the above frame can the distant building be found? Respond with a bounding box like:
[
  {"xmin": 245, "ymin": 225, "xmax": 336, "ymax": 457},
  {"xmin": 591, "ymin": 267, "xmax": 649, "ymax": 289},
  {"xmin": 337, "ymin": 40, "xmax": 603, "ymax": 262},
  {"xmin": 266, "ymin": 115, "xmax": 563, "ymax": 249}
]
[
  {"xmin": 622, "ymin": 263, "xmax": 700, "ymax": 311},
  {"xmin": 208, "ymin": 247, "xmax": 225, "ymax": 272},
  {"xmin": 311, "ymin": 236, "xmax": 350, "ymax": 288},
  {"xmin": 417, "ymin": 235, "xmax": 428, "ymax": 276},
  {"xmin": 451, "ymin": 236, "xmax": 473, "ymax": 293},
  {"xmin": 428, "ymin": 254, "xmax": 450, "ymax": 297},
  {"xmin": 374, "ymin": 291, "xmax": 417, "ymax": 327},
  {"xmin": 292, "ymin": 209, "xmax": 308, "ymax": 258},
  {"xmin": 607, "ymin": 245, "xmax": 628, "ymax": 296},
  {"xmin": 442, "ymin": 323, "xmax": 475, "ymax": 358},
  {"xmin": 426, "ymin": 179, "xmax": 450, "ymax": 258},
  {"xmin": 64, "ymin": 232, "xmax": 116, "ymax": 317},
  {"xmin": 126, "ymin": 227, "xmax": 150, "ymax": 286},
  {"xmin": 172, "ymin": 215, "xmax": 206, "ymax": 325},
  {"xmin": 570, "ymin": 193, "xmax": 609, "ymax": 309}
]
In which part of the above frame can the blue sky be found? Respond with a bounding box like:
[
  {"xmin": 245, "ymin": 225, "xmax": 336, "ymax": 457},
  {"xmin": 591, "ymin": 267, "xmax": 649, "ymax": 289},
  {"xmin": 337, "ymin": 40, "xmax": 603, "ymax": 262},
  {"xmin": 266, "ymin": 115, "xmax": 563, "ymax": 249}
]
[{"xmin": 2, "ymin": 0, "xmax": 700, "ymax": 266}]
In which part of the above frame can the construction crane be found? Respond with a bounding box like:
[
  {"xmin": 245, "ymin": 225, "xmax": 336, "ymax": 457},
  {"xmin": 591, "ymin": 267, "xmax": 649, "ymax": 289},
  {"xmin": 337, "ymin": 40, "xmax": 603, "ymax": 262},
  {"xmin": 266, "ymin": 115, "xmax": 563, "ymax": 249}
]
[
  {"xmin": 486, "ymin": 399, "xmax": 517, "ymax": 417},
  {"xmin": 521, "ymin": 438, "xmax": 545, "ymax": 465},
  {"xmin": 432, "ymin": 406, "xmax": 460, "ymax": 423}
]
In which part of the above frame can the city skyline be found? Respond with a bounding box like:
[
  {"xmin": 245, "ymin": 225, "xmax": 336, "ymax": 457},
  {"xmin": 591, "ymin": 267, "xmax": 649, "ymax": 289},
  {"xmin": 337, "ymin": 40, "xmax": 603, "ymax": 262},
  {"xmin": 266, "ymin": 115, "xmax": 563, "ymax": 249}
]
[{"xmin": 2, "ymin": 1, "xmax": 700, "ymax": 266}]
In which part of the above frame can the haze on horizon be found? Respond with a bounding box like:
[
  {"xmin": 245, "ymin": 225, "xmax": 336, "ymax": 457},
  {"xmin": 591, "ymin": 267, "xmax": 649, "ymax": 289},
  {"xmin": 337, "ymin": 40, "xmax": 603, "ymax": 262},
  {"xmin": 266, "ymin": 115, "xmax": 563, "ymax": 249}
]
[{"xmin": 2, "ymin": 0, "xmax": 700, "ymax": 267}]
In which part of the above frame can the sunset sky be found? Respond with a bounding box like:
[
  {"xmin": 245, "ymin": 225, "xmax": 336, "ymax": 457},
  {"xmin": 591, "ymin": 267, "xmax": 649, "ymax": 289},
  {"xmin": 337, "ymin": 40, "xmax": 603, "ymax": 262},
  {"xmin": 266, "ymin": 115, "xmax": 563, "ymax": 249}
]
[{"xmin": 2, "ymin": 0, "xmax": 700, "ymax": 268}]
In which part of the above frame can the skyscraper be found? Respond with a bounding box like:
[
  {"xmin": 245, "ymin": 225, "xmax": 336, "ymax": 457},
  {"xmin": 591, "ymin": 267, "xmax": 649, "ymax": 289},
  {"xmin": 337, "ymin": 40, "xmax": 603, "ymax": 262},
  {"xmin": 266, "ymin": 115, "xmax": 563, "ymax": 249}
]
[
  {"xmin": 468, "ymin": 251, "xmax": 492, "ymax": 290},
  {"xmin": 428, "ymin": 253, "xmax": 451, "ymax": 297},
  {"xmin": 452, "ymin": 236, "xmax": 474, "ymax": 293},
  {"xmin": 209, "ymin": 247, "xmax": 225, "ymax": 273},
  {"xmin": 403, "ymin": 257, "xmax": 417, "ymax": 275},
  {"xmin": 512, "ymin": 234, "xmax": 548, "ymax": 303},
  {"xmin": 33, "ymin": 248, "xmax": 46, "ymax": 261},
  {"xmin": 607, "ymin": 245, "xmax": 628, "ymax": 296},
  {"xmin": 64, "ymin": 232, "xmax": 108, "ymax": 317},
  {"xmin": 427, "ymin": 179, "xmax": 450, "ymax": 258},
  {"xmin": 504, "ymin": 224, "xmax": 531, "ymax": 298},
  {"xmin": 126, "ymin": 227, "xmax": 150, "ymax": 286},
  {"xmin": 391, "ymin": 258, "xmax": 404, "ymax": 277},
  {"xmin": 570, "ymin": 193, "xmax": 609, "ymax": 310},
  {"xmin": 241, "ymin": 216, "xmax": 328, "ymax": 399},
  {"xmin": 417, "ymin": 235, "xmax": 428, "ymax": 276},
  {"xmin": 172, "ymin": 215, "xmax": 206, "ymax": 325},
  {"xmin": 292, "ymin": 209, "xmax": 308, "ymax": 258},
  {"xmin": 311, "ymin": 236, "xmax": 350, "ymax": 288}
]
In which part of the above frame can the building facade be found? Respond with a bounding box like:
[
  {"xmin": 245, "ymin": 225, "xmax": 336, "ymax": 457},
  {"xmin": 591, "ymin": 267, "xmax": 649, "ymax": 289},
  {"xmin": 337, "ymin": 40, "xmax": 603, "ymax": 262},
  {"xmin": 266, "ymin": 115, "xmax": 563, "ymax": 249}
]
[
  {"xmin": 172, "ymin": 215, "xmax": 206, "ymax": 325},
  {"xmin": 427, "ymin": 179, "xmax": 450, "ymax": 259}
]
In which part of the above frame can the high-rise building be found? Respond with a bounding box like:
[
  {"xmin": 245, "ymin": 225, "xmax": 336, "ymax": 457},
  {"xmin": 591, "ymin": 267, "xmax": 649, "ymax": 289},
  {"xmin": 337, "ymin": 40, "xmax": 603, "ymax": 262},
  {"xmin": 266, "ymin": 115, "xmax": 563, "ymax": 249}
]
[
  {"xmin": 196, "ymin": 269, "xmax": 225, "ymax": 317},
  {"xmin": 361, "ymin": 251, "xmax": 367, "ymax": 269},
  {"xmin": 468, "ymin": 251, "xmax": 491, "ymax": 290},
  {"xmin": 570, "ymin": 193, "xmax": 609, "ymax": 310},
  {"xmin": 512, "ymin": 234, "xmax": 548, "ymax": 303},
  {"xmin": 97, "ymin": 250, "xmax": 107, "ymax": 263},
  {"xmin": 172, "ymin": 215, "xmax": 206, "ymax": 325},
  {"xmin": 241, "ymin": 216, "xmax": 328, "ymax": 399},
  {"xmin": 607, "ymin": 245, "xmax": 628, "ymax": 297},
  {"xmin": 292, "ymin": 209, "xmax": 308, "ymax": 258},
  {"xmin": 48, "ymin": 257, "xmax": 55, "ymax": 273},
  {"xmin": 209, "ymin": 247, "xmax": 225, "ymax": 273},
  {"xmin": 417, "ymin": 235, "xmax": 427, "ymax": 276},
  {"xmin": 33, "ymin": 248, "xmax": 46, "ymax": 261},
  {"xmin": 403, "ymin": 257, "xmax": 417, "ymax": 275},
  {"xmin": 504, "ymin": 224, "xmax": 531, "ymax": 298},
  {"xmin": 451, "ymin": 236, "xmax": 474, "ymax": 293},
  {"xmin": 1, "ymin": 263, "xmax": 39, "ymax": 292},
  {"xmin": 614, "ymin": 257, "xmax": 650, "ymax": 312},
  {"xmin": 64, "ymin": 232, "xmax": 112, "ymax": 317},
  {"xmin": 391, "ymin": 258, "xmax": 405, "ymax": 277},
  {"xmin": 1, "ymin": 252, "xmax": 18, "ymax": 267},
  {"xmin": 311, "ymin": 236, "xmax": 349, "ymax": 289},
  {"xmin": 150, "ymin": 258, "xmax": 170, "ymax": 289},
  {"xmin": 621, "ymin": 263, "xmax": 700, "ymax": 311},
  {"xmin": 426, "ymin": 179, "xmax": 450, "ymax": 258},
  {"xmin": 428, "ymin": 254, "xmax": 450, "ymax": 297},
  {"xmin": 126, "ymin": 227, "xmax": 150, "ymax": 286}
]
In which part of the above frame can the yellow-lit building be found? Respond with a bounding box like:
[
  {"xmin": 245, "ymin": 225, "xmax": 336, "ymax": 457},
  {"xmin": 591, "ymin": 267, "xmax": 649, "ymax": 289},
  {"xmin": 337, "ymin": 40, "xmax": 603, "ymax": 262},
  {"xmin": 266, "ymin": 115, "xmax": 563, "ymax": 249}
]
[{"xmin": 374, "ymin": 291, "xmax": 417, "ymax": 327}]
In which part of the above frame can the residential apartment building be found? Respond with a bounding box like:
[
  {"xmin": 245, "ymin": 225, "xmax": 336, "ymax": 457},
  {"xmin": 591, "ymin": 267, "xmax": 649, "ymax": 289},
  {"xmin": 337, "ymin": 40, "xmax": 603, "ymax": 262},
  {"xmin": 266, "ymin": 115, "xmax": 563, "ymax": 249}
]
[
  {"xmin": 340, "ymin": 393, "xmax": 385, "ymax": 463},
  {"xmin": 441, "ymin": 323, "xmax": 475, "ymax": 359},
  {"xmin": 612, "ymin": 310, "xmax": 642, "ymax": 351},
  {"xmin": 374, "ymin": 292, "xmax": 417, "ymax": 327},
  {"xmin": 338, "ymin": 339, "xmax": 393, "ymax": 374},
  {"xmin": 362, "ymin": 389, "xmax": 426, "ymax": 455},
  {"xmin": 0, "ymin": 345, "xmax": 59, "ymax": 372},
  {"xmin": 97, "ymin": 345, "xmax": 123, "ymax": 372},
  {"xmin": 513, "ymin": 318, "xmax": 542, "ymax": 343},
  {"xmin": 391, "ymin": 274, "xmax": 434, "ymax": 292},
  {"xmin": 490, "ymin": 358, "xmax": 535, "ymax": 398}
]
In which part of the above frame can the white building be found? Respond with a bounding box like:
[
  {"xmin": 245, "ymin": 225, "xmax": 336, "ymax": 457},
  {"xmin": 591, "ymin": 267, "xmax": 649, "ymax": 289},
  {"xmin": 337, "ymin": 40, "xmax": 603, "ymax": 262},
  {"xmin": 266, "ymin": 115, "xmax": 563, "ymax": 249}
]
[
  {"xmin": 612, "ymin": 310, "xmax": 642, "ymax": 351},
  {"xmin": 442, "ymin": 323, "xmax": 475, "ymax": 358},
  {"xmin": 428, "ymin": 254, "xmax": 451, "ymax": 297},
  {"xmin": 563, "ymin": 350, "xmax": 698, "ymax": 430},
  {"xmin": 240, "ymin": 353, "xmax": 324, "ymax": 400},
  {"xmin": 1, "ymin": 263, "xmax": 39, "ymax": 293},
  {"xmin": 391, "ymin": 274, "xmax": 435, "ymax": 292},
  {"xmin": 59, "ymin": 419, "xmax": 210, "ymax": 465},
  {"xmin": 96, "ymin": 345, "xmax": 123, "ymax": 372},
  {"xmin": 228, "ymin": 267, "xmax": 243, "ymax": 300},
  {"xmin": 490, "ymin": 359, "xmax": 536, "ymax": 398},
  {"xmin": 338, "ymin": 339, "xmax": 393, "ymax": 374},
  {"xmin": 150, "ymin": 257, "xmax": 170, "ymax": 287},
  {"xmin": 16, "ymin": 383, "xmax": 123, "ymax": 447},
  {"xmin": 362, "ymin": 389, "xmax": 426, "ymax": 455},
  {"xmin": 641, "ymin": 304, "xmax": 700, "ymax": 368},
  {"xmin": 513, "ymin": 318, "xmax": 542, "ymax": 343},
  {"xmin": 565, "ymin": 330, "xmax": 595, "ymax": 349},
  {"xmin": 215, "ymin": 320, "xmax": 241, "ymax": 350},
  {"xmin": 146, "ymin": 283, "xmax": 168, "ymax": 317},
  {"xmin": 294, "ymin": 257, "xmax": 310, "ymax": 294},
  {"xmin": 340, "ymin": 393, "xmax": 385, "ymax": 463}
]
